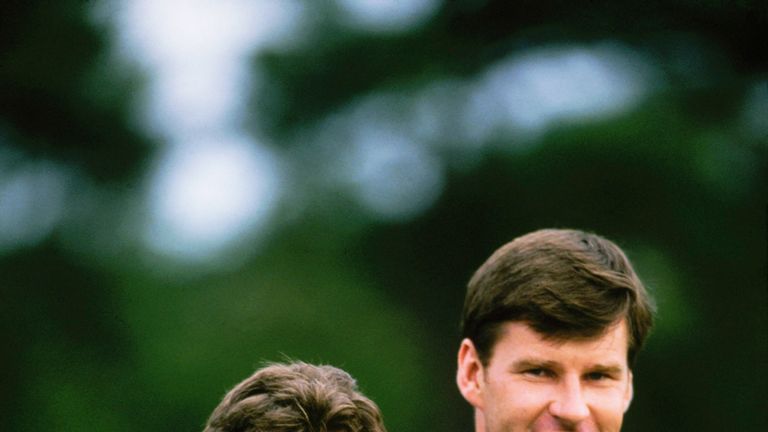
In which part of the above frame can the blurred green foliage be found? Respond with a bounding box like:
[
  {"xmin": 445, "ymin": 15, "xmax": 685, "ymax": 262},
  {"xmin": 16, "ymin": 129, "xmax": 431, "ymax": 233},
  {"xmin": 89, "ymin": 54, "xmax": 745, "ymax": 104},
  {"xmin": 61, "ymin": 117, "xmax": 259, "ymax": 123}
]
[
  {"xmin": 1, "ymin": 0, "xmax": 149, "ymax": 181},
  {"xmin": 1, "ymin": 1, "xmax": 766, "ymax": 431}
]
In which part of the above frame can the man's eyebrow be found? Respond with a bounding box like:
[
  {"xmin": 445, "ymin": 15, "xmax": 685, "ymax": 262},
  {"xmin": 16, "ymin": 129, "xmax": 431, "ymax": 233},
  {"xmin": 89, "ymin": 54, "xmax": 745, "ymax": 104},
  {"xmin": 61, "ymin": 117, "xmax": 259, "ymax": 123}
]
[
  {"xmin": 588, "ymin": 363, "xmax": 626, "ymax": 374},
  {"xmin": 509, "ymin": 358, "xmax": 560, "ymax": 371},
  {"xmin": 507, "ymin": 359, "xmax": 626, "ymax": 374}
]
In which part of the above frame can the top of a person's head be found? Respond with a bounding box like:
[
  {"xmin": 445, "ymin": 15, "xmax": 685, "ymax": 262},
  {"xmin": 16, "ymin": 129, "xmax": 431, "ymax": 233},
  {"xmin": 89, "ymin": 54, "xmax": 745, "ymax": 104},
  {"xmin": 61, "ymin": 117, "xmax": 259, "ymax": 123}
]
[
  {"xmin": 460, "ymin": 228, "xmax": 655, "ymax": 367},
  {"xmin": 204, "ymin": 361, "xmax": 387, "ymax": 432}
]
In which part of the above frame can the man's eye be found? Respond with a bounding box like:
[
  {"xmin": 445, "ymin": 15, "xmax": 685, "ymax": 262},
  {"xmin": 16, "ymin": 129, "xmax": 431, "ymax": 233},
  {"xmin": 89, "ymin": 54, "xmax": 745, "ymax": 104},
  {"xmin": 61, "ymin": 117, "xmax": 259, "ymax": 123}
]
[
  {"xmin": 524, "ymin": 368, "xmax": 553, "ymax": 378},
  {"xmin": 585, "ymin": 372, "xmax": 609, "ymax": 381}
]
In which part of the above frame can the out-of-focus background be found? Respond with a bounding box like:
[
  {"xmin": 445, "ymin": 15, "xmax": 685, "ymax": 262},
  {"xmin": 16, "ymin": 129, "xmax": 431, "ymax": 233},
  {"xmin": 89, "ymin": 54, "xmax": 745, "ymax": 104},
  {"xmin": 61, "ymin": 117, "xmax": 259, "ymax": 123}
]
[{"xmin": 1, "ymin": 0, "xmax": 766, "ymax": 430}]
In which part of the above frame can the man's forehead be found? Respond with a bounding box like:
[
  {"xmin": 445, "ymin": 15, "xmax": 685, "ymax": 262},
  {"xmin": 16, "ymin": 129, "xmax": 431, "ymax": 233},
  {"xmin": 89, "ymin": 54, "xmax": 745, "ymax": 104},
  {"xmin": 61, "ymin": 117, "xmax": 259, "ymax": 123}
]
[{"xmin": 494, "ymin": 320, "xmax": 630, "ymax": 364}]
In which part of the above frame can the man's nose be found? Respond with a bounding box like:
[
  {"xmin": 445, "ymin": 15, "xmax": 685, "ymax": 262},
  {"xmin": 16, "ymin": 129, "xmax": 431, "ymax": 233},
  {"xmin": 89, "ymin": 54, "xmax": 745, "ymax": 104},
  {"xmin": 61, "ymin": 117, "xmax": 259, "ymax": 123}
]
[{"xmin": 548, "ymin": 377, "xmax": 590, "ymax": 424}]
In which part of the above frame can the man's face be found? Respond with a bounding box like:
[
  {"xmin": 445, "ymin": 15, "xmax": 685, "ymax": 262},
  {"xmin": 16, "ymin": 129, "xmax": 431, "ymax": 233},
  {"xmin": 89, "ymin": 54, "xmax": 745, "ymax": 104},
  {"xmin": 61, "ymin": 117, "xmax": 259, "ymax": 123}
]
[{"xmin": 457, "ymin": 320, "xmax": 633, "ymax": 432}]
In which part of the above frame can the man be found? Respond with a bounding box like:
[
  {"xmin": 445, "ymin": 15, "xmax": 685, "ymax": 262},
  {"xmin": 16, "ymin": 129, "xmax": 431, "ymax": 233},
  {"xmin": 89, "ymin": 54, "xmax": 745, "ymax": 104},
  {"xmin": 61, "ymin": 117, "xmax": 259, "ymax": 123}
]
[
  {"xmin": 204, "ymin": 361, "xmax": 387, "ymax": 432},
  {"xmin": 456, "ymin": 229, "xmax": 655, "ymax": 432}
]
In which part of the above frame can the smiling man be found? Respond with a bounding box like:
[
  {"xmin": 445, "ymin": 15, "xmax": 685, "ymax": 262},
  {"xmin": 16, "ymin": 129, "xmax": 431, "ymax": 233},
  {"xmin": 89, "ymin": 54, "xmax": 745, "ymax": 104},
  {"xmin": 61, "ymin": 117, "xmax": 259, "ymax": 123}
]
[{"xmin": 456, "ymin": 229, "xmax": 655, "ymax": 432}]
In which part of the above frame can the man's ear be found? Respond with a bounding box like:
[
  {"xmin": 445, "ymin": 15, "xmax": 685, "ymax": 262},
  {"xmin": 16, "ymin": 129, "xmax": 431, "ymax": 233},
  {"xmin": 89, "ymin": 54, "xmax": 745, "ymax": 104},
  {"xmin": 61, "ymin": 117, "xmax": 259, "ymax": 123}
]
[
  {"xmin": 456, "ymin": 338, "xmax": 485, "ymax": 409},
  {"xmin": 624, "ymin": 370, "xmax": 634, "ymax": 413}
]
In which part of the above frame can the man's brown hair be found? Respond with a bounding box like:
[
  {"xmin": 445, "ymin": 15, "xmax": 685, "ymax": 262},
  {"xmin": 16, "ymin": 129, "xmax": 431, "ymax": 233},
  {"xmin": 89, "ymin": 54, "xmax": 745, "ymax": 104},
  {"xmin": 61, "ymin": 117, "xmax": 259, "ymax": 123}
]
[
  {"xmin": 461, "ymin": 228, "xmax": 655, "ymax": 366},
  {"xmin": 204, "ymin": 361, "xmax": 387, "ymax": 432}
]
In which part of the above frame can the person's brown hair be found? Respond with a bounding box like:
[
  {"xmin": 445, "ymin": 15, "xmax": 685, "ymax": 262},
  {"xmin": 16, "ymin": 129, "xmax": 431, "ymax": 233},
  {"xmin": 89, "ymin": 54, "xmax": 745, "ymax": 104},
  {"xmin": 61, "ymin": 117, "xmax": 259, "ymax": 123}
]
[
  {"xmin": 204, "ymin": 361, "xmax": 387, "ymax": 432},
  {"xmin": 460, "ymin": 228, "xmax": 655, "ymax": 367}
]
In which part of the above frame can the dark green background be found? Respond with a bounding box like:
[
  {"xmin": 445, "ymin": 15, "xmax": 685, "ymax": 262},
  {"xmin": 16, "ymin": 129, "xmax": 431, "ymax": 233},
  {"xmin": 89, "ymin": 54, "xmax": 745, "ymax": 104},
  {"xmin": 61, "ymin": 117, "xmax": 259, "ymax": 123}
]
[{"xmin": 2, "ymin": 1, "xmax": 765, "ymax": 431}]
